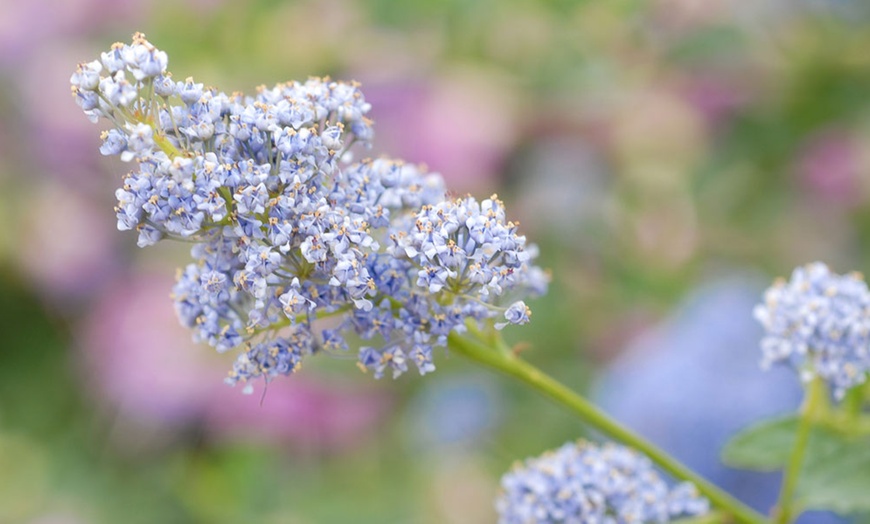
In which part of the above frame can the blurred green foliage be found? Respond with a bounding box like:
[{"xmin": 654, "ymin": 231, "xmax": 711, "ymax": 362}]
[{"xmin": 2, "ymin": 0, "xmax": 870, "ymax": 522}]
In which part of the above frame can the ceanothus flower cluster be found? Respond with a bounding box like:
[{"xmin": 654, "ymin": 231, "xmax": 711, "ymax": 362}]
[
  {"xmin": 72, "ymin": 33, "xmax": 547, "ymax": 391},
  {"xmin": 496, "ymin": 440, "xmax": 709, "ymax": 524},
  {"xmin": 754, "ymin": 262, "xmax": 870, "ymax": 398}
]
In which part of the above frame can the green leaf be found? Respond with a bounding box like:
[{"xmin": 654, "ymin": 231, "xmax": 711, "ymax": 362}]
[
  {"xmin": 723, "ymin": 415, "xmax": 870, "ymax": 514},
  {"xmin": 721, "ymin": 416, "xmax": 797, "ymax": 471},
  {"xmin": 798, "ymin": 433, "xmax": 870, "ymax": 514}
]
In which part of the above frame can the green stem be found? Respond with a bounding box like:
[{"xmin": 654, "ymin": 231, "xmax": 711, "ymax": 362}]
[
  {"xmin": 447, "ymin": 332, "xmax": 768, "ymax": 524},
  {"xmin": 842, "ymin": 386, "xmax": 864, "ymax": 427},
  {"xmin": 673, "ymin": 511, "xmax": 729, "ymax": 524},
  {"xmin": 773, "ymin": 378, "xmax": 824, "ymax": 524},
  {"xmin": 153, "ymin": 133, "xmax": 183, "ymax": 158}
]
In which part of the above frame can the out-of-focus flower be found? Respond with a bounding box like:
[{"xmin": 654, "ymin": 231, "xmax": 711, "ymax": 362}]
[
  {"xmin": 17, "ymin": 43, "xmax": 108, "ymax": 185},
  {"xmin": 755, "ymin": 262, "xmax": 870, "ymax": 398},
  {"xmin": 680, "ymin": 74, "xmax": 749, "ymax": 131},
  {"xmin": 16, "ymin": 182, "xmax": 119, "ymax": 302},
  {"xmin": 0, "ymin": 0, "xmax": 143, "ymax": 67},
  {"xmin": 203, "ymin": 376, "xmax": 390, "ymax": 450},
  {"xmin": 651, "ymin": 0, "xmax": 732, "ymax": 33},
  {"xmin": 363, "ymin": 73, "xmax": 518, "ymax": 194},
  {"xmin": 407, "ymin": 374, "xmax": 501, "ymax": 449},
  {"xmin": 496, "ymin": 440, "xmax": 709, "ymax": 524},
  {"xmin": 598, "ymin": 277, "xmax": 794, "ymax": 467},
  {"xmin": 795, "ymin": 129, "xmax": 864, "ymax": 206},
  {"xmin": 80, "ymin": 273, "xmax": 218, "ymax": 423},
  {"xmin": 595, "ymin": 277, "xmax": 849, "ymax": 522}
]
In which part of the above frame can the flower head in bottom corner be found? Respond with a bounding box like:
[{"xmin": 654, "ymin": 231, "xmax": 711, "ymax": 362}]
[{"xmin": 496, "ymin": 440, "xmax": 709, "ymax": 524}]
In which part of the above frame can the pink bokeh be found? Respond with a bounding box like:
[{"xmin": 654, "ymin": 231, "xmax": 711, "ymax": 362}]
[
  {"xmin": 364, "ymin": 73, "xmax": 518, "ymax": 194},
  {"xmin": 17, "ymin": 41, "xmax": 110, "ymax": 186},
  {"xmin": 17, "ymin": 182, "xmax": 120, "ymax": 302},
  {"xmin": 0, "ymin": 0, "xmax": 145, "ymax": 67},
  {"xmin": 680, "ymin": 73, "xmax": 748, "ymax": 131},
  {"xmin": 80, "ymin": 273, "xmax": 217, "ymax": 423},
  {"xmin": 79, "ymin": 272, "xmax": 391, "ymax": 450},
  {"xmin": 204, "ymin": 377, "xmax": 390, "ymax": 450},
  {"xmin": 796, "ymin": 128, "xmax": 864, "ymax": 205}
]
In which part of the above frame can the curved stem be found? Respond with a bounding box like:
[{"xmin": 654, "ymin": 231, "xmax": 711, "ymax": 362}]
[
  {"xmin": 447, "ymin": 332, "xmax": 769, "ymax": 524},
  {"xmin": 773, "ymin": 378, "xmax": 824, "ymax": 524}
]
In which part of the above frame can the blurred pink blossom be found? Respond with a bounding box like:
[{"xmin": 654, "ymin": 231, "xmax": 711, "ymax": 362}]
[
  {"xmin": 364, "ymin": 73, "xmax": 518, "ymax": 194},
  {"xmin": 17, "ymin": 182, "xmax": 119, "ymax": 302},
  {"xmin": 80, "ymin": 273, "xmax": 217, "ymax": 424},
  {"xmin": 18, "ymin": 42, "xmax": 107, "ymax": 185},
  {"xmin": 796, "ymin": 129, "xmax": 863, "ymax": 205},
  {"xmin": 680, "ymin": 74, "xmax": 748, "ymax": 131},
  {"xmin": 79, "ymin": 272, "xmax": 391, "ymax": 449},
  {"xmin": 204, "ymin": 377, "xmax": 390, "ymax": 450},
  {"xmin": 0, "ymin": 0, "xmax": 144, "ymax": 67}
]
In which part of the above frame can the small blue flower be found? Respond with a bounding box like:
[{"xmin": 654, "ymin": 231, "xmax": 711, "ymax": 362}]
[
  {"xmin": 122, "ymin": 33, "xmax": 168, "ymax": 81},
  {"xmin": 100, "ymin": 129, "xmax": 127, "ymax": 156},
  {"xmin": 177, "ymin": 77, "xmax": 204, "ymax": 105},
  {"xmin": 200, "ymin": 269, "xmax": 229, "ymax": 302},
  {"xmin": 408, "ymin": 344, "xmax": 436, "ymax": 375},
  {"xmin": 496, "ymin": 301, "xmax": 531, "ymax": 330},
  {"xmin": 153, "ymin": 74, "xmax": 176, "ymax": 97},
  {"xmin": 121, "ymin": 123, "xmax": 154, "ymax": 162},
  {"xmin": 100, "ymin": 71, "xmax": 137, "ymax": 109},
  {"xmin": 279, "ymin": 279, "xmax": 314, "ymax": 320},
  {"xmin": 73, "ymin": 89, "xmax": 100, "ymax": 118},
  {"xmin": 70, "ymin": 60, "xmax": 102, "ymax": 91},
  {"xmin": 100, "ymin": 44, "xmax": 127, "ymax": 73}
]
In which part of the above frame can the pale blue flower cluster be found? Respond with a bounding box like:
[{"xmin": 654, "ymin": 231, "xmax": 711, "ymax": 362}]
[
  {"xmin": 496, "ymin": 440, "xmax": 709, "ymax": 524},
  {"xmin": 72, "ymin": 34, "xmax": 546, "ymax": 390},
  {"xmin": 754, "ymin": 262, "xmax": 870, "ymax": 398}
]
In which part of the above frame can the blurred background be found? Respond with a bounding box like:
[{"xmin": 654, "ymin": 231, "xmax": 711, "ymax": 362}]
[{"xmin": 2, "ymin": 0, "xmax": 870, "ymax": 522}]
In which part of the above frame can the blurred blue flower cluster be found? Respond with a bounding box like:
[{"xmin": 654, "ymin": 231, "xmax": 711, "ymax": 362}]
[
  {"xmin": 496, "ymin": 440, "xmax": 709, "ymax": 524},
  {"xmin": 408, "ymin": 374, "xmax": 501, "ymax": 449},
  {"xmin": 755, "ymin": 262, "xmax": 870, "ymax": 398},
  {"xmin": 71, "ymin": 34, "xmax": 547, "ymax": 390},
  {"xmin": 595, "ymin": 277, "xmax": 849, "ymax": 523}
]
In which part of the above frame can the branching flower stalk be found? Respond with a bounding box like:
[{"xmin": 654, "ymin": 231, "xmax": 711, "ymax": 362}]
[
  {"xmin": 71, "ymin": 33, "xmax": 547, "ymax": 390},
  {"xmin": 73, "ymin": 34, "xmax": 773, "ymax": 524}
]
